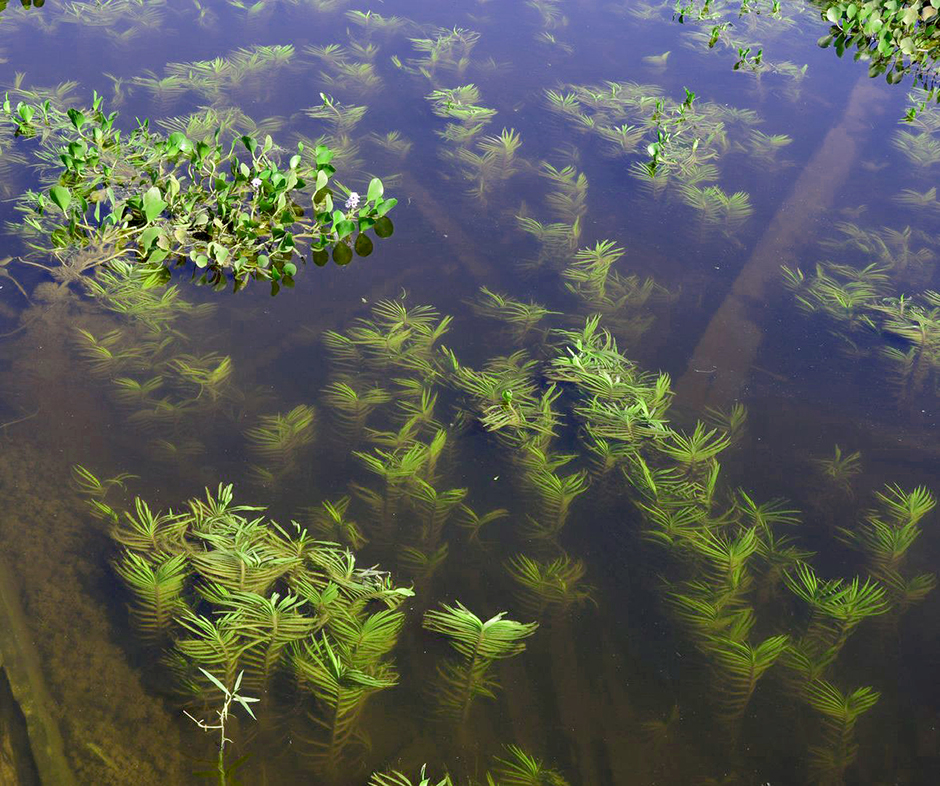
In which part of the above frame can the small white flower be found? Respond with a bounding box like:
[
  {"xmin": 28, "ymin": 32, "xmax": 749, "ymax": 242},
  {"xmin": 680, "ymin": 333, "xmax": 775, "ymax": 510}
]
[
  {"xmin": 251, "ymin": 177, "xmax": 262, "ymax": 190},
  {"xmin": 345, "ymin": 191, "xmax": 360, "ymax": 210}
]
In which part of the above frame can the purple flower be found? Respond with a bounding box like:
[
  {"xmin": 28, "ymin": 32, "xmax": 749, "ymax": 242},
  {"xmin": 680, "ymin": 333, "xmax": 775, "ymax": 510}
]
[{"xmin": 345, "ymin": 191, "xmax": 360, "ymax": 211}]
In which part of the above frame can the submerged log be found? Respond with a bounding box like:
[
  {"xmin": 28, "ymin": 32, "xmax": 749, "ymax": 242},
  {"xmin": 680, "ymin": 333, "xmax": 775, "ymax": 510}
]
[
  {"xmin": 0, "ymin": 555, "xmax": 75, "ymax": 785},
  {"xmin": 676, "ymin": 76, "xmax": 885, "ymax": 409}
]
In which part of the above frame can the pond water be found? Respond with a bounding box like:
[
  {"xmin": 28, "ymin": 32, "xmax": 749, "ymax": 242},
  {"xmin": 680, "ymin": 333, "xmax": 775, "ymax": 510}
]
[{"xmin": 0, "ymin": 1, "xmax": 938, "ymax": 784}]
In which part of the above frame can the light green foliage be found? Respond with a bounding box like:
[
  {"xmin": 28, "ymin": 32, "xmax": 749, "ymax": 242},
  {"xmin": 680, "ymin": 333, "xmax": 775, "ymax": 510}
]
[
  {"xmin": 805, "ymin": 680, "xmax": 880, "ymax": 784},
  {"xmin": 409, "ymin": 27, "xmax": 481, "ymax": 81},
  {"xmin": 423, "ymin": 602, "xmax": 538, "ymax": 721},
  {"xmin": 491, "ymin": 744, "xmax": 570, "ymax": 785},
  {"xmin": 841, "ymin": 485, "xmax": 937, "ymax": 610},
  {"xmin": 813, "ymin": 444, "xmax": 863, "ymax": 494},
  {"xmin": 73, "ymin": 478, "xmax": 412, "ymax": 774},
  {"xmin": 370, "ymin": 765, "xmax": 453, "ymax": 786},
  {"xmin": 426, "ymin": 83, "xmax": 497, "ymax": 146},
  {"xmin": 448, "ymin": 127, "xmax": 524, "ymax": 202},
  {"xmin": 506, "ymin": 553, "xmax": 594, "ymax": 618},
  {"xmin": 244, "ymin": 404, "xmax": 317, "ymax": 482},
  {"xmin": 543, "ymin": 80, "xmax": 766, "ymax": 236},
  {"xmin": 471, "ymin": 287, "xmax": 558, "ymax": 343}
]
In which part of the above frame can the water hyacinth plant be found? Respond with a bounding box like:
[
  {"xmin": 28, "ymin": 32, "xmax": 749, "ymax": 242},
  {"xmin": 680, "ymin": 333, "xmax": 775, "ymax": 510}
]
[{"xmin": 0, "ymin": 92, "xmax": 396, "ymax": 293}]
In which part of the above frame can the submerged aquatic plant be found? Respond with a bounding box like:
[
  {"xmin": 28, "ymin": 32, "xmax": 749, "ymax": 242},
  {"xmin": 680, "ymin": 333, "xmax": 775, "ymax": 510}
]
[
  {"xmin": 805, "ymin": 679, "xmax": 880, "ymax": 785},
  {"xmin": 244, "ymin": 404, "xmax": 316, "ymax": 482},
  {"xmin": 506, "ymin": 553, "xmax": 594, "ymax": 618},
  {"xmin": 422, "ymin": 602, "xmax": 538, "ymax": 722},
  {"xmin": 840, "ymin": 485, "xmax": 937, "ymax": 611},
  {"xmin": 76, "ymin": 477, "xmax": 413, "ymax": 775}
]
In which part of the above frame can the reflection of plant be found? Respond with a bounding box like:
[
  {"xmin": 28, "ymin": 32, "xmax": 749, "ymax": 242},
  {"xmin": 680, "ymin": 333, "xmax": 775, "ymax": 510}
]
[{"xmin": 423, "ymin": 602, "xmax": 537, "ymax": 721}]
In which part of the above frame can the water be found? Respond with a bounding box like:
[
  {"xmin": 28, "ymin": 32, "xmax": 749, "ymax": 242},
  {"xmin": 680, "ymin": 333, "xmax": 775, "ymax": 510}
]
[{"xmin": 0, "ymin": 1, "xmax": 938, "ymax": 784}]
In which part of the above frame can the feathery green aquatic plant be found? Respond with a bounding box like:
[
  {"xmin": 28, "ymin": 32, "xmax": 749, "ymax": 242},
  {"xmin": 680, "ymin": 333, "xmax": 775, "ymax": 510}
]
[
  {"xmin": 303, "ymin": 496, "xmax": 367, "ymax": 550},
  {"xmin": 492, "ymin": 744, "xmax": 570, "ymax": 785},
  {"xmin": 244, "ymin": 404, "xmax": 316, "ymax": 482},
  {"xmin": 407, "ymin": 478, "xmax": 467, "ymax": 551},
  {"xmin": 92, "ymin": 479, "xmax": 412, "ymax": 772},
  {"xmin": 706, "ymin": 633, "xmax": 789, "ymax": 722},
  {"xmin": 409, "ymin": 27, "xmax": 481, "ymax": 81},
  {"xmin": 840, "ymin": 485, "xmax": 936, "ymax": 611},
  {"xmin": 805, "ymin": 679, "xmax": 879, "ymax": 785},
  {"xmin": 470, "ymin": 287, "xmax": 558, "ymax": 343},
  {"xmin": 322, "ymin": 381, "xmax": 392, "ymax": 448},
  {"xmin": 113, "ymin": 551, "xmax": 189, "ymax": 641},
  {"xmin": 353, "ymin": 435, "xmax": 446, "ymax": 539},
  {"xmin": 423, "ymin": 602, "xmax": 538, "ymax": 722},
  {"xmin": 506, "ymin": 553, "xmax": 594, "ymax": 618},
  {"xmin": 0, "ymin": 92, "xmax": 396, "ymax": 290},
  {"xmin": 292, "ymin": 623, "xmax": 400, "ymax": 774},
  {"xmin": 426, "ymin": 84, "xmax": 496, "ymax": 146},
  {"xmin": 812, "ymin": 445, "xmax": 863, "ymax": 494},
  {"xmin": 369, "ymin": 765, "xmax": 452, "ymax": 786},
  {"xmin": 784, "ymin": 563, "xmax": 889, "ymax": 682},
  {"xmin": 448, "ymin": 127, "xmax": 524, "ymax": 203}
]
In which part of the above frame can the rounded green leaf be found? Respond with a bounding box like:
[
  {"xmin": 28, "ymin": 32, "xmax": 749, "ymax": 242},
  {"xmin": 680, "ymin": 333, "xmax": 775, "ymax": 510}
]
[
  {"xmin": 333, "ymin": 243, "xmax": 353, "ymax": 266},
  {"xmin": 354, "ymin": 233, "xmax": 374, "ymax": 257},
  {"xmin": 374, "ymin": 216, "xmax": 394, "ymax": 238},
  {"xmin": 367, "ymin": 177, "xmax": 384, "ymax": 202},
  {"xmin": 312, "ymin": 248, "xmax": 329, "ymax": 267}
]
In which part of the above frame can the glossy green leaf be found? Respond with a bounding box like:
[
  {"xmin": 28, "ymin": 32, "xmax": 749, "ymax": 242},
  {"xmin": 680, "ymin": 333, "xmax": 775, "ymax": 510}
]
[
  {"xmin": 49, "ymin": 185, "xmax": 71, "ymax": 214},
  {"xmin": 335, "ymin": 219, "xmax": 356, "ymax": 239},
  {"xmin": 375, "ymin": 197, "xmax": 397, "ymax": 217},
  {"xmin": 140, "ymin": 226, "xmax": 161, "ymax": 253},
  {"xmin": 367, "ymin": 177, "xmax": 384, "ymax": 202},
  {"xmin": 142, "ymin": 186, "xmax": 166, "ymax": 223}
]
